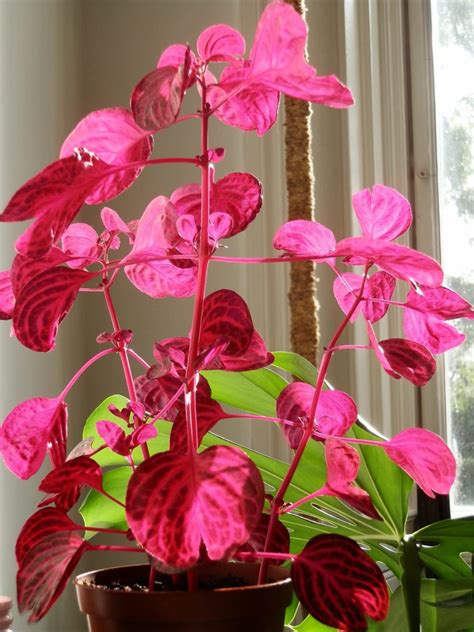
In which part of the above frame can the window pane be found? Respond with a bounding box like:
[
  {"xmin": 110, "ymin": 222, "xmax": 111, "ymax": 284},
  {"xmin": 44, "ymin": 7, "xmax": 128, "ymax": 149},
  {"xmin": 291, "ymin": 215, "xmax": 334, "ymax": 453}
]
[{"xmin": 431, "ymin": 0, "xmax": 474, "ymax": 516}]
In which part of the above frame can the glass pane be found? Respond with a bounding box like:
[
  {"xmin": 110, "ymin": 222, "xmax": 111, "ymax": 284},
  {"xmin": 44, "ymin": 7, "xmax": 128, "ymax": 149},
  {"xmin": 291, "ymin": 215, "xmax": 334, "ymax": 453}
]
[{"xmin": 431, "ymin": 0, "xmax": 474, "ymax": 516}]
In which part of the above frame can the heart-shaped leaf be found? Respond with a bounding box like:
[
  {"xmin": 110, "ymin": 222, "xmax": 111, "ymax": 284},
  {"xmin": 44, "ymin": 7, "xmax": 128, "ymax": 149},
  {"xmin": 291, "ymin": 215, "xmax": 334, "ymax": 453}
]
[
  {"xmin": 15, "ymin": 508, "xmax": 79, "ymax": 564},
  {"xmin": 404, "ymin": 286, "xmax": 473, "ymax": 320},
  {"xmin": 10, "ymin": 248, "xmax": 69, "ymax": 298},
  {"xmin": 62, "ymin": 223, "xmax": 99, "ymax": 268},
  {"xmin": 197, "ymin": 24, "xmax": 246, "ymax": 62},
  {"xmin": 291, "ymin": 534, "xmax": 389, "ymax": 631},
  {"xmin": 0, "ymin": 397, "xmax": 66, "ymax": 479},
  {"xmin": 13, "ymin": 267, "xmax": 95, "ymax": 351},
  {"xmin": 209, "ymin": 331, "xmax": 274, "ymax": 371},
  {"xmin": 38, "ymin": 456, "xmax": 103, "ymax": 511},
  {"xmin": 384, "ymin": 428, "xmax": 456, "ymax": 498},
  {"xmin": 60, "ymin": 107, "xmax": 153, "ymax": 203},
  {"xmin": 352, "ymin": 185, "xmax": 412, "ymax": 241},
  {"xmin": 333, "ymin": 271, "xmax": 396, "ymax": 324},
  {"xmin": 273, "ymin": 220, "xmax": 336, "ymax": 264},
  {"xmin": 403, "ymin": 308, "xmax": 465, "ymax": 354},
  {"xmin": 378, "ymin": 338, "xmax": 436, "ymax": 386},
  {"xmin": 0, "ymin": 270, "xmax": 14, "ymax": 319},
  {"xmin": 200, "ymin": 289, "xmax": 254, "ymax": 356},
  {"xmin": 17, "ymin": 531, "xmax": 87, "ymax": 622},
  {"xmin": 126, "ymin": 445, "xmax": 264, "ymax": 568},
  {"xmin": 234, "ymin": 512, "xmax": 290, "ymax": 565}
]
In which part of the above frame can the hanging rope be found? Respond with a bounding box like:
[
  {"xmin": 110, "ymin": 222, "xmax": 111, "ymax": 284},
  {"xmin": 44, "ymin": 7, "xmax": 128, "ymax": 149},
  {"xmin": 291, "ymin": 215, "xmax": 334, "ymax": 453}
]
[{"xmin": 284, "ymin": 0, "xmax": 319, "ymax": 365}]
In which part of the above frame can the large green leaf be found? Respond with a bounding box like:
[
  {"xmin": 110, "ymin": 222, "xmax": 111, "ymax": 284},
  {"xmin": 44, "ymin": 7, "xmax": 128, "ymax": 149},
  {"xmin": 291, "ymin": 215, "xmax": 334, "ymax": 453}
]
[
  {"xmin": 80, "ymin": 466, "xmax": 131, "ymax": 534},
  {"xmin": 272, "ymin": 351, "xmax": 318, "ymax": 384},
  {"xmin": 413, "ymin": 518, "xmax": 474, "ymax": 578},
  {"xmin": 202, "ymin": 368, "xmax": 287, "ymax": 417},
  {"xmin": 82, "ymin": 394, "xmax": 169, "ymax": 467},
  {"xmin": 421, "ymin": 577, "xmax": 474, "ymax": 631}
]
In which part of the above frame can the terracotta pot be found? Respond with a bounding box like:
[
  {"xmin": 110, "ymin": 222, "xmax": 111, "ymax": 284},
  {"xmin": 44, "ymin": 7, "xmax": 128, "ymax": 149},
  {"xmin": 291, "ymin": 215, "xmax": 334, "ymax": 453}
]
[{"xmin": 75, "ymin": 562, "xmax": 293, "ymax": 632}]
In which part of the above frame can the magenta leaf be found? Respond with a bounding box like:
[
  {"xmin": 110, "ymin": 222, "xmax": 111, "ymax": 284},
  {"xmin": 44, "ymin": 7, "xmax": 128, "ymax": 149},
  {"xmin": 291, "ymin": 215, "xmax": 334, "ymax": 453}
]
[
  {"xmin": 131, "ymin": 65, "xmax": 187, "ymax": 132},
  {"xmin": 16, "ymin": 508, "xmax": 78, "ymax": 565},
  {"xmin": 10, "ymin": 248, "xmax": 69, "ymax": 298},
  {"xmin": 0, "ymin": 397, "xmax": 66, "ymax": 480},
  {"xmin": 292, "ymin": 534, "xmax": 389, "ymax": 631},
  {"xmin": 135, "ymin": 373, "xmax": 183, "ymax": 419},
  {"xmin": 200, "ymin": 289, "xmax": 254, "ymax": 356},
  {"xmin": 130, "ymin": 424, "xmax": 157, "ymax": 448},
  {"xmin": 61, "ymin": 223, "xmax": 99, "ymax": 268},
  {"xmin": 158, "ymin": 44, "xmax": 195, "ymax": 69},
  {"xmin": 0, "ymin": 270, "xmax": 14, "ymax": 319},
  {"xmin": 277, "ymin": 382, "xmax": 313, "ymax": 449},
  {"xmin": 379, "ymin": 338, "xmax": 436, "ymax": 386},
  {"xmin": 352, "ymin": 185, "xmax": 412, "ymax": 241},
  {"xmin": 403, "ymin": 308, "xmax": 465, "ymax": 354},
  {"xmin": 17, "ymin": 531, "xmax": 87, "ymax": 622},
  {"xmin": 126, "ymin": 445, "xmax": 264, "ymax": 568},
  {"xmin": 101, "ymin": 206, "xmax": 131, "ymax": 237},
  {"xmin": 273, "ymin": 219, "xmax": 336, "ymax": 264},
  {"xmin": 404, "ymin": 286, "xmax": 473, "ymax": 320},
  {"xmin": 333, "ymin": 271, "xmax": 396, "ymax": 323},
  {"xmin": 323, "ymin": 438, "xmax": 380, "ymax": 520},
  {"xmin": 316, "ymin": 390, "xmax": 358, "ymax": 436},
  {"xmin": 234, "ymin": 512, "xmax": 290, "ymax": 565},
  {"xmin": 60, "ymin": 108, "xmax": 153, "ymax": 204},
  {"xmin": 38, "ymin": 456, "xmax": 103, "ymax": 512},
  {"xmin": 333, "ymin": 237, "xmax": 443, "ymax": 288},
  {"xmin": 97, "ymin": 420, "xmax": 129, "ymax": 455},
  {"xmin": 13, "ymin": 267, "xmax": 95, "ymax": 352},
  {"xmin": 197, "ymin": 24, "xmax": 246, "ymax": 62},
  {"xmin": 384, "ymin": 428, "xmax": 456, "ymax": 498},
  {"xmin": 211, "ymin": 331, "xmax": 274, "ymax": 371}
]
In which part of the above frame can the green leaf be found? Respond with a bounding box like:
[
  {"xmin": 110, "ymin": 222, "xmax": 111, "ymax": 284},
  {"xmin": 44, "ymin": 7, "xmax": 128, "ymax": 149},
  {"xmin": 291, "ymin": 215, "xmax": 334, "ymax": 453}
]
[
  {"xmin": 82, "ymin": 395, "xmax": 169, "ymax": 467},
  {"xmin": 202, "ymin": 368, "xmax": 286, "ymax": 417},
  {"xmin": 285, "ymin": 592, "xmax": 300, "ymax": 625},
  {"xmin": 413, "ymin": 518, "xmax": 474, "ymax": 578},
  {"xmin": 290, "ymin": 615, "xmax": 335, "ymax": 630},
  {"xmin": 80, "ymin": 466, "xmax": 131, "ymax": 535},
  {"xmin": 272, "ymin": 351, "xmax": 317, "ymax": 384},
  {"xmin": 421, "ymin": 577, "xmax": 474, "ymax": 631}
]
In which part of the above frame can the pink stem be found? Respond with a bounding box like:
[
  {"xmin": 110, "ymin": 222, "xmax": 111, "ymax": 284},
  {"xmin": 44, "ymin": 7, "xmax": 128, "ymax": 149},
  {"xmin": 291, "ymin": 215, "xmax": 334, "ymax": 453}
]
[
  {"xmin": 236, "ymin": 551, "xmax": 295, "ymax": 562},
  {"xmin": 87, "ymin": 545, "xmax": 144, "ymax": 554},
  {"xmin": 104, "ymin": 156, "xmax": 200, "ymax": 178},
  {"xmin": 150, "ymin": 383, "xmax": 186, "ymax": 424},
  {"xmin": 99, "ymin": 488, "xmax": 126, "ymax": 509},
  {"xmin": 59, "ymin": 348, "xmax": 116, "ymax": 400},
  {"xmin": 258, "ymin": 264, "xmax": 371, "ymax": 584},
  {"xmin": 80, "ymin": 526, "xmax": 128, "ymax": 535},
  {"xmin": 328, "ymin": 344, "xmax": 371, "ymax": 352},
  {"xmin": 148, "ymin": 566, "xmax": 157, "ymax": 592},
  {"xmin": 128, "ymin": 349, "xmax": 151, "ymax": 370},
  {"xmin": 212, "ymin": 254, "xmax": 334, "ymax": 264},
  {"xmin": 281, "ymin": 487, "xmax": 329, "ymax": 514},
  {"xmin": 231, "ymin": 413, "xmax": 299, "ymax": 428}
]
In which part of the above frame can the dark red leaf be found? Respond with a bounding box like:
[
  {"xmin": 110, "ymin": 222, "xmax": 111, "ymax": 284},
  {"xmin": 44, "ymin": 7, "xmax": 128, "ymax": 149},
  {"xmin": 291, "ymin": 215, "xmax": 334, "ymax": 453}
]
[
  {"xmin": 0, "ymin": 397, "xmax": 66, "ymax": 479},
  {"xmin": 13, "ymin": 267, "xmax": 95, "ymax": 351},
  {"xmin": 135, "ymin": 373, "xmax": 183, "ymax": 419},
  {"xmin": 0, "ymin": 270, "xmax": 14, "ymax": 319},
  {"xmin": 404, "ymin": 286, "xmax": 473, "ymax": 320},
  {"xmin": 10, "ymin": 248, "xmax": 69, "ymax": 298},
  {"xmin": 234, "ymin": 513, "xmax": 290, "ymax": 565},
  {"xmin": 17, "ymin": 531, "xmax": 87, "ymax": 622},
  {"xmin": 379, "ymin": 338, "xmax": 436, "ymax": 386},
  {"xmin": 291, "ymin": 534, "xmax": 389, "ymax": 631},
  {"xmin": 38, "ymin": 456, "xmax": 103, "ymax": 511},
  {"xmin": 211, "ymin": 331, "xmax": 274, "ymax": 371},
  {"xmin": 126, "ymin": 445, "xmax": 264, "ymax": 568},
  {"xmin": 200, "ymin": 289, "xmax": 254, "ymax": 356},
  {"xmin": 15, "ymin": 508, "xmax": 78, "ymax": 565}
]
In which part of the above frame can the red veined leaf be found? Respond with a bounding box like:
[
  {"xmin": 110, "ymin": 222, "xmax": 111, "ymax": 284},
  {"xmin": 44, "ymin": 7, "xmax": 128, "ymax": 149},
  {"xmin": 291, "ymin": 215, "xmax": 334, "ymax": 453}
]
[
  {"xmin": 17, "ymin": 531, "xmax": 87, "ymax": 622},
  {"xmin": 39, "ymin": 455, "xmax": 102, "ymax": 496},
  {"xmin": 135, "ymin": 373, "xmax": 183, "ymax": 419},
  {"xmin": 208, "ymin": 62, "xmax": 280, "ymax": 136},
  {"xmin": 16, "ymin": 508, "xmax": 78, "ymax": 565},
  {"xmin": 273, "ymin": 219, "xmax": 336, "ymax": 264},
  {"xmin": 97, "ymin": 420, "xmax": 129, "ymax": 455},
  {"xmin": 384, "ymin": 428, "xmax": 456, "ymax": 498},
  {"xmin": 62, "ymin": 223, "xmax": 99, "ymax": 268},
  {"xmin": 404, "ymin": 286, "xmax": 474, "ymax": 320},
  {"xmin": 171, "ymin": 172, "xmax": 262, "ymax": 239},
  {"xmin": 60, "ymin": 108, "xmax": 153, "ymax": 204},
  {"xmin": 200, "ymin": 289, "xmax": 254, "ymax": 356},
  {"xmin": 379, "ymin": 338, "xmax": 436, "ymax": 386},
  {"xmin": 10, "ymin": 248, "xmax": 69, "ymax": 298},
  {"xmin": 333, "ymin": 271, "xmax": 396, "ymax": 324},
  {"xmin": 403, "ymin": 308, "xmax": 465, "ymax": 354},
  {"xmin": 352, "ymin": 185, "xmax": 412, "ymax": 241},
  {"xmin": 234, "ymin": 512, "xmax": 290, "ymax": 565},
  {"xmin": 277, "ymin": 383, "xmax": 357, "ymax": 449},
  {"xmin": 169, "ymin": 377, "xmax": 228, "ymax": 454},
  {"xmin": 126, "ymin": 445, "xmax": 264, "ymax": 569},
  {"xmin": 323, "ymin": 438, "xmax": 380, "ymax": 520},
  {"xmin": 0, "ymin": 397, "xmax": 66, "ymax": 479},
  {"xmin": 13, "ymin": 267, "xmax": 95, "ymax": 352},
  {"xmin": 100, "ymin": 206, "xmax": 133, "ymax": 248},
  {"xmin": 292, "ymin": 534, "xmax": 389, "ymax": 631},
  {"xmin": 209, "ymin": 330, "xmax": 274, "ymax": 372},
  {"xmin": 157, "ymin": 44, "xmax": 198, "ymax": 89},
  {"xmin": 130, "ymin": 424, "xmax": 157, "ymax": 448},
  {"xmin": 0, "ymin": 270, "xmax": 14, "ymax": 319},
  {"xmin": 197, "ymin": 24, "xmax": 246, "ymax": 62},
  {"xmin": 333, "ymin": 237, "xmax": 443, "ymax": 288}
]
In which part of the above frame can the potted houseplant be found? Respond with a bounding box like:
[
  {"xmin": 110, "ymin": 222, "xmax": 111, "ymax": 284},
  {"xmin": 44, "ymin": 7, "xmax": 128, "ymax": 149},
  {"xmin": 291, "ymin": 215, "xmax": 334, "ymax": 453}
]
[{"xmin": 0, "ymin": 1, "xmax": 472, "ymax": 630}]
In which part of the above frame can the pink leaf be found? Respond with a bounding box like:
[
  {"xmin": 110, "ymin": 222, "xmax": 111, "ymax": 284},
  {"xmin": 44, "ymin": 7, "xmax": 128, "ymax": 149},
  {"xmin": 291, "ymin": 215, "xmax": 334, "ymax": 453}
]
[
  {"xmin": 158, "ymin": 44, "xmax": 195, "ymax": 69},
  {"xmin": 97, "ymin": 420, "xmax": 129, "ymax": 455},
  {"xmin": 352, "ymin": 185, "xmax": 412, "ymax": 241},
  {"xmin": 131, "ymin": 65, "xmax": 187, "ymax": 132},
  {"xmin": 126, "ymin": 445, "xmax": 264, "ymax": 568},
  {"xmin": 332, "ymin": 273, "xmax": 365, "ymax": 322},
  {"xmin": 17, "ymin": 531, "xmax": 87, "ymax": 622},
  {"xmin": 101, "ymin": 206, "xmax": 131, "ymax": 236},
  {"xmin": 0, "ymin": 397, "xmax": 66, "ymax": 480},
  {"xmin": 333, "ymin": 237, "xmax": 444, "ymax": 287},
  {"xmin": 316, "ymin": 390, "xmax": 358, "ymax": 436},
  {"xmin": 16, "ymin": 508, "xmax": 78, "ymax": 565},
  {"xmin": 384, "ymin": 428, "xmax": 456, "ymax": 497},
  {"xmin": 60, "ymin": 108, "xmax": 153, "ymax": 204},
  {"xmin": 11, "ymin": 248, "xmax": 69, "ymax": 298},
  {"xmin": 404, "ymin": 286, "xmax": 473, "ymax": 320},
  {"xmin": 61, "ymin": 223, "xmax": 99, "ymax": 268},
  {"xmin": 130, "ymin": 424, "xmax": 157, "ymax": 448},
  {"xmin": 403, "ymin": 308, "xmax": 465, "ymax": 354},
  {"xmin": 273, "ymin": 219, "xmax": 336, "ymax": 264},
  {"xmin": 323, "ymin": 438, "xmax": 380, "ymax": 520},
  {"xmin": 333, "ymin": 271, "xmax": 396, "ymax": 324},
  {"xmin": 200, "ymin": 289, "xmax": 254, "ymax": 356},
  {"xmin": 135, "ymin": 373, "xmax": 183, "ymax": 419},
  {"xmin": 13, "ymin": 267, "xmax": 95, "ymax": 352},
  {"xmin": 0, "ymin": 270, "xmax": 14, "ymax": 319},
  {"xmin": 292, "ymin": 534, "xmax": 389, "ymax": 631},
  {"xmin": 208, "ymin": 62, "xmax": 280, "ymax": 136},
  {"xmin": 38, "ymin": 456, "xmax": 103, "ymax": 511},
  {"xmin": 379, "ymin": 338, "xmax": 436, "ymax": 386},
  {"xmin": 211, "ymin": 330, "xmax": 274, "ymax": 372},
  {"xmin": 197, "ymin": 24, "xmax": 246, "ymax": 62},
  {"xmin": 234, "ymin": 513, "xmax": 290, "ymax": 565}
]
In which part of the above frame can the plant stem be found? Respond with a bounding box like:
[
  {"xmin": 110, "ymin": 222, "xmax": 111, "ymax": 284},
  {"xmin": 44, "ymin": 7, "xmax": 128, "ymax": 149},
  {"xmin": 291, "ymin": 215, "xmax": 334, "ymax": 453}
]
[
  {"xmin": 128, "ymin": 349, "xmax": 151, "ymax": 370},
  {"xmin": 59, "ymin": 348, "xmax": 116, "ymax": 401},
  {"xmin": 236, "ymin": 551, "xmax": 295, "ymax": 562},
  {"xmin": 87, "ymin": 545, "xmax": 144, "ymax": 554},
  {"xmin": 257, "ymin": 265, "xmax": 370, "ymax": 584},
  {"xmin": 99, "ymin": 489, "xmax": 126, "ymax": 508},
  {"xmin": 148, "ymin": 566, "xmax": 157, "ymax": 592},
  {"xmin": 212, "ymin": 254, "xmax": 334, "ymax": 264}
]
